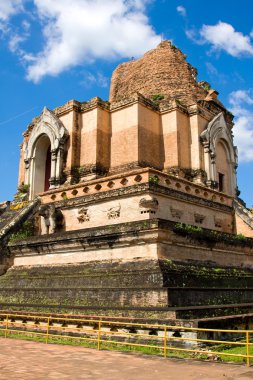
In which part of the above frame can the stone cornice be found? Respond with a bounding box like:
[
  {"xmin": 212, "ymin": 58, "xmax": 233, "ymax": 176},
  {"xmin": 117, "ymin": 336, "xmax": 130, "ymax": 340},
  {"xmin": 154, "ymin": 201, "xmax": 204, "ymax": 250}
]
[
  {"xmin": 48, "ymin": 182, "xmax": 232, "ymax": 213},
  {"xmin": 9, "ymin": 218, "xmax": 253, "ymax": 257},
  {"xmin": 109, "ymin": 92, "xmax": 159, "ymax": 113},
  {"xmin": 53, "ymin": 100, "xmax": 82, "ymax": 117},
  {"xmin": 39, "ymin": 167, "xmax": 233, "ymax": 209}
]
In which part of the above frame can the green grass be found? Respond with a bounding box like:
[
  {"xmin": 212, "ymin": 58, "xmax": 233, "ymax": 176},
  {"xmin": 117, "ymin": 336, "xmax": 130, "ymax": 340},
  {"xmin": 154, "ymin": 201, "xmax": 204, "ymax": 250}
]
[{"xmin": 215, "ymin": 344, "xmax": 253, "ymax": 363}]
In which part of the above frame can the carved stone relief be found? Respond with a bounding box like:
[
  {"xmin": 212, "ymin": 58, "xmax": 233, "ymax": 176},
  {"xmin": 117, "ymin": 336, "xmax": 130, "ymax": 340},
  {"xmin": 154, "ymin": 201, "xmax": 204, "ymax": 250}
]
[
  {"xmin": 77, "ymin": 208, "xmax": 90, "ymax": 223},
  {"xmin": 194, "ymin": 213, "xmax": 205, "ymax": 224},
  {"xmin": 38, "ymin": 204, "xmax": 64, "ymax": 234},
  {"xmin": 170, "ymin": 207, "xmax": 183, "ymax": 220},
  {"xmin": 214, "ymin": 217, "xmax": 223, "ymax": 228},
  {"xmin": 139, "ymin": 196, "xmax": 159, "ymax": 214},
  {"xmin": 107, "ymin": 204, "xmax": 121, "ymax": 219}
]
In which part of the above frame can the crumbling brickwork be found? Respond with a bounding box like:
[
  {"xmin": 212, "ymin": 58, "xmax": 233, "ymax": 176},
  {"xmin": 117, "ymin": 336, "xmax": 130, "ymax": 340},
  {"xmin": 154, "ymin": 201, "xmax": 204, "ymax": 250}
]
[{"xmin": 109, "ymin": 40, "xmax": 207, "ymax": 106}]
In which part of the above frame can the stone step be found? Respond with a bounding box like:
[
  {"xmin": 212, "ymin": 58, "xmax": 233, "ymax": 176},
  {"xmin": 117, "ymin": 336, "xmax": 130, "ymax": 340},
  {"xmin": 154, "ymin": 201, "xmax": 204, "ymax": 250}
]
[
  {"xmin": 0, "ymin": 271, "xmax": 163, "ymax": 288},
  {"xmin": 0, "ymin": 287, "xmax": 168, "ymax": 308},
  {"xmin": 174, "ymin": 303, "xmax": 253, "ymax": 319},
  {"xmin": 160, "ymin": 261, "xmax": 253, "ymax": 288},
  {"xmin": 2, "ymin": 282, "xmax": 253, "ymax": 309},
  {"xmin": 0, "ymin": 303, "xmax": 177, "ymax": 320},
  {"xmin": 167, "ymin": 287, "xmax": 253, "ymax": 307},
  {"xmin": 2, "ymin": 302, "xmax": 253, "ymax": 322}
]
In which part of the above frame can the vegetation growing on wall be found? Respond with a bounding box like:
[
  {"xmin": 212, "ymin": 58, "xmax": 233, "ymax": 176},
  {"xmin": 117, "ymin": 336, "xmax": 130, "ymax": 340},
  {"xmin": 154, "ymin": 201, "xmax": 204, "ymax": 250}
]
[
  {"xmin": 151, "ymin": 94, "xmax": 164, "ymax": 102},
  {"xmin": 8, "ymin": 220, "xmax": 35, "ymax": 243},
  {"xmin": 173, "ymin": 223, "xmax": 253, "ymax": 247},
  {"xmin": 149, "ymin": 175, "xmax": 159, "ymax": 185}
]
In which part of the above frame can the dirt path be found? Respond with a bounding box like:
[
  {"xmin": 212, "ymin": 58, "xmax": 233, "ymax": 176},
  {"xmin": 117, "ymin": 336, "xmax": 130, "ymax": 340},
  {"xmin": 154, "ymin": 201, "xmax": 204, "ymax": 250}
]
[{"xmin": 0, "ymin": 338, "xmax": 253, "ymax": 379}]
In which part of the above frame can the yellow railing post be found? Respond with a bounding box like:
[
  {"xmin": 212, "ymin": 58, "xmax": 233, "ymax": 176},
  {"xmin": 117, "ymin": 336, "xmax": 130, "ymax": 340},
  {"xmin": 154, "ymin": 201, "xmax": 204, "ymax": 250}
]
[
  {"xmin": 45, "ymin": 317, "xmax": 51, "ymax": 344},
  {"xmin": 4, "ymin": 315, "xmax": 9, "ymax": 338},
  {"xmin": 164, "ymin": 325, "xmax": 167, "ymax": 358},
  {"xmin": 246, "ymin": 331, "xmax": 250, "ymax": 367},
  {"xmin": 98, "ymin": 321, "xmax": 101, "ymax": 351}
]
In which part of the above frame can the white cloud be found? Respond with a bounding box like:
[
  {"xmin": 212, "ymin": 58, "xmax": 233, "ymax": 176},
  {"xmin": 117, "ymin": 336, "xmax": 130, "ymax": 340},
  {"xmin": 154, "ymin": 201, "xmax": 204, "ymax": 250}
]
[
  {"xmin": 176, "ymin": 5, "xmax": 186, "ymax": 17},
  {"xmin": 0, "ymin": 0, "xmax": 24, "ymax": 33},
  {"xmin": 7, "ymin": 15, "xmax": 30, "ymax": 54},
  {"xmin": 9, "ymin": 33, "xmax": 25, "ymax": 52},
  {"xmin": 80, "ymin": 72, "xmax": 109, "ymax": 88},
  {"xmin": 0, "ymin": 0, "xmax": 23, "ymax": 21},
  {"xmin": 229, "ymin": 90, "xmax": 253, "ymax": 107},
  {"xmin": 185, "ymin": 27, "xmax": 200, "ymax": 44},
  {"xmin": 23, "ymin": 0, "xmax": 160, "ymax": 83},
  {"xmin": 22, "ymin": 19, "xmax": 30, "ymax": 31},
  {"xmin": 229, "ymin": 90, "xmax": 253, "ymax": 162},
  {"xmin": 205, "ymin": 62, "xmax": 227, "ymax": 85},
  {"xmin": 200, "ymin": 22, "xmax": 253, "ymax": 57},
  {"xmin": 206, "ymin": 62, "xmax": 218, "ymax": 76}
]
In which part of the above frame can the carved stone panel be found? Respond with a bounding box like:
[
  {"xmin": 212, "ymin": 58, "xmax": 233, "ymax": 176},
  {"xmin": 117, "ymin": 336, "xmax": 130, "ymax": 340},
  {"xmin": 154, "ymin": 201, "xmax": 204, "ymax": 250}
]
[
  {"xmin": 214, "ymin": 217, "xmax": 223, "ymax": 228},
  {"xmin": 170, "ymin": 207, "xmax": 183, "ymax": 220},
  {"xmin": 38, "ymin": 204, "xmax": 64, "ymax": 234},
  {"xmin": 77, "ymin": 208, "xmax": 90, "ymax": 223},
  {"xmin": 194, "ymin": 213, "xmax": 205, "ymax": 224},
  {"xmin": 107, "ymin": 204, "xmax": 121, "ymax": 220},
  {"xmin": 139, "ymin": 196, "xmax": 159, "ymax": 214}
]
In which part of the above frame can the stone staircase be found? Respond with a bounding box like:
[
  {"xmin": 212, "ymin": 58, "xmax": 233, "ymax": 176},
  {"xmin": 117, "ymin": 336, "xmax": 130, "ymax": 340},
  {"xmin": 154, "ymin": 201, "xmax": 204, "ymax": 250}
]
[
  {"xmin": 0, "ymin": 198, "xmax": 40, "ymax": 274},
  {"xmin": 0, "ymin": 204, "xmax": 18, "ymax": 235},
  {"xmin": 0, "ymin": 198, "xmax": 40, "ymax": 242},
  {"xmin": 234, "ymin": 199, "xmax": 253, "ymax": 229}
]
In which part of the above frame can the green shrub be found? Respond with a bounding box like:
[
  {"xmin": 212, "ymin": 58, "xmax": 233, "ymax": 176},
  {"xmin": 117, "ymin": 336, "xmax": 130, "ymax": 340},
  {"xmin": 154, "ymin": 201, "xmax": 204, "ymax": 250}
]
[
  {"xmin": 151, "ymin": 94, "xmax": 164, "ymax": 102},
  {"xmin": 173, "ymin": 223, "xmax": 252, "ymax": 247},
  {"xmin": 149, "ymin": 176, "xmax": 159, "ymax": 185},
  {"xmin": 8, "ymin": 220, "xmax": 35, "ymax": 243}
]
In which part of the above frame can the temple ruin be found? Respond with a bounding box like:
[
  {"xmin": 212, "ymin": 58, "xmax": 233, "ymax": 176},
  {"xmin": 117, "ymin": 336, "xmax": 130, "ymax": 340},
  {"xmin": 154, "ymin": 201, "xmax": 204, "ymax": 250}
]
[{"xmin": 1, "ymin": 41, "xmax": 253, "ymax": 330}]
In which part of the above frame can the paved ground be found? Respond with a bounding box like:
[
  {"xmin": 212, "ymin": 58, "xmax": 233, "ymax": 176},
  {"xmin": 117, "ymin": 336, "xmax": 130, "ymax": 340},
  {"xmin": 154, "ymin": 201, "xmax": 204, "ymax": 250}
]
[{"xmin": 1, "ymin": 338, "xmax": 253, "ymax": 380}]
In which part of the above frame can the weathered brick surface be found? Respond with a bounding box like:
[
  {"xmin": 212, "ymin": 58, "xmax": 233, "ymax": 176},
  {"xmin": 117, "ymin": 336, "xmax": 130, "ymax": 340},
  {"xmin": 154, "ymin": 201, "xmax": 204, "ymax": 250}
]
[{"xmin": 109, "ymin": 40, "xmax": 207, "ymax": 106}]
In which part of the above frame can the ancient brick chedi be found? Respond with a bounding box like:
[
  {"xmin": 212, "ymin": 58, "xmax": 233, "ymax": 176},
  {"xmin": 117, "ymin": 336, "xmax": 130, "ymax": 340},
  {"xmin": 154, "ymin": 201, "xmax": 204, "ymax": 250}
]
[
  {"xmin": 110, "ymin": 40, "xmax": 207, "ymax": 105},
  {"xmin": 1, "ymin": 41, "xmax": 253, "ymax": 327},
  {"xmin": 18, "ymin": 41, "xmax": 238, "ymax": 202}
]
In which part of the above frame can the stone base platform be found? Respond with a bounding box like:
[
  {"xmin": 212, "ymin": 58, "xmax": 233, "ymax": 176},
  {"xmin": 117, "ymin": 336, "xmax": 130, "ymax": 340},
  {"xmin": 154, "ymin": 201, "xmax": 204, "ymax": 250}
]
[{"xmin": 1, "ymin": 219, "xmax": 253, "ymax": 329}]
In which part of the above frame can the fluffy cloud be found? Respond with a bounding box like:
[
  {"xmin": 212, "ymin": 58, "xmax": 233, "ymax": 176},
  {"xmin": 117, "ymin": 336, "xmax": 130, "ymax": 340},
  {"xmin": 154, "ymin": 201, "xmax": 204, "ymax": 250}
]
[
  {"xmin": 229, "ymin": 90, "xmax": 253, "ymax": 162},
  {"xmin": 187, "ymin": 21, "xmax": 253, "ymax": 57},
  {"xmin": 22, "ymin": 0, "xmax": 160, "ymax": 82},
  {"xmin": 201, "ymin": 22, "xmax": 253, "ymax": 56},
  {"xmin": 176, "ymin": 5, "xmax": 186, "ymax": 17},
  {"xmin": 0, "ymin": 0, "xmax": 24, "ymax": 32},
  {"xmin": 80, "ymin": 71, "xmax": 109, "ymax": 88},
  {"xmin": 0, "ymin": 0, "xmax": 23, "ymax": 21}
]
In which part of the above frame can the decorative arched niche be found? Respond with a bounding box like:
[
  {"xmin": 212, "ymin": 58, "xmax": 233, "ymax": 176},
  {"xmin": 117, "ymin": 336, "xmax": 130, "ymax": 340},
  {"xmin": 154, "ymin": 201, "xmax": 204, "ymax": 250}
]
[
  {"xmin": 23, "ymin": 107, "xmax": 68, "ymax": 199},
  {"xmin": 200, "ymin": 112, "xmax": 238, "ymax": 196}
]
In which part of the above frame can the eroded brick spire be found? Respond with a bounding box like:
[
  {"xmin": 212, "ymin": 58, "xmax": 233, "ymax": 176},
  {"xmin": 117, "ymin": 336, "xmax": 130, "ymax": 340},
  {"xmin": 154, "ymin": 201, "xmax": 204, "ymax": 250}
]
[{"xmin": 109, "ymin": 40, "xmax": 207, "ymax": 106}]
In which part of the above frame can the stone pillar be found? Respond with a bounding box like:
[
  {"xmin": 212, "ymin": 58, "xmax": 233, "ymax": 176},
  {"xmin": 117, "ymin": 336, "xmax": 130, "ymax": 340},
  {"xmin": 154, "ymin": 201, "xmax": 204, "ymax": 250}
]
[
  {"xmin": 203, "ymin": 142, "xmax": 211, "ymax": 186},
  {"xmin": 210, "ymin": 152, "xmax": 217, "ymax": 185},
  {"xmin": 28, "ymin": 156, "xmax": 35, "ymax": 200},
  {"xmin": 24, "ymin": 159, "xmax": 30, "ymax": 185},
  {"xmin": 49, "ymin": 149, "xmax": 57, "ymax": 189}
]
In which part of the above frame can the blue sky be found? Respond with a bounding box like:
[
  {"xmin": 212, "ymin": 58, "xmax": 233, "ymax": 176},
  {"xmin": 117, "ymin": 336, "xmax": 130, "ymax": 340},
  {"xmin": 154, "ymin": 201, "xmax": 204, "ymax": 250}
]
[{"xmin": 1, "ymin": 0, "xmax": 253, "ymax": 206}]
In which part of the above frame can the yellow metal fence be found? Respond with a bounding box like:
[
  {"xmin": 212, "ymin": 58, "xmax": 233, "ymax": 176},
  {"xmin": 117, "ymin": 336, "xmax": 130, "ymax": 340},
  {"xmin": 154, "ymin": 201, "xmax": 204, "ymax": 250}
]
[{"xmin": 0, "ymin": 312, "xmax": 253, "ymax": 366}]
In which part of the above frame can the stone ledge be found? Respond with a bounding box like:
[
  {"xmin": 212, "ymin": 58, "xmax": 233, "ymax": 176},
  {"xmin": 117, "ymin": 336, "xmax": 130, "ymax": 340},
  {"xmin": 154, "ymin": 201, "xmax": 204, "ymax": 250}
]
[{"xmin": 9, "ymin": 219, "xmax": 253, "ymax": 256}]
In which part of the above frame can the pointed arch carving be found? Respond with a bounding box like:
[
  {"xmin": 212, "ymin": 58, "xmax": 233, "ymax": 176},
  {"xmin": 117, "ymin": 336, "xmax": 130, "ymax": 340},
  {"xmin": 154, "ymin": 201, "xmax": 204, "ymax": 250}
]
[
  {"xmin": 200, "ymin": 112, "xmax": 238, "ymax": 196},
  {"xmin": 23, "ymin": 107, "xmax": 69, "ymax": 198}
]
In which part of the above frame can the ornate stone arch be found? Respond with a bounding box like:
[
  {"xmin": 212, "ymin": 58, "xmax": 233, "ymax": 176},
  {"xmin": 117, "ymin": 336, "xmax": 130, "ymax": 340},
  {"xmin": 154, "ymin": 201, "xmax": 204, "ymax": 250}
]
[
  {"xmin": 200, "ymin": 112, "xmax": 238, "ymax": 195},
  {"xmin": 23, "ymin": 107, "xmax": 68, "ymax": 199}
]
